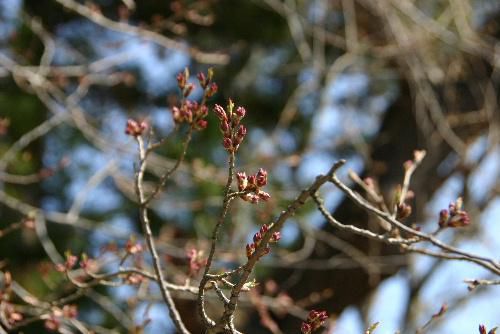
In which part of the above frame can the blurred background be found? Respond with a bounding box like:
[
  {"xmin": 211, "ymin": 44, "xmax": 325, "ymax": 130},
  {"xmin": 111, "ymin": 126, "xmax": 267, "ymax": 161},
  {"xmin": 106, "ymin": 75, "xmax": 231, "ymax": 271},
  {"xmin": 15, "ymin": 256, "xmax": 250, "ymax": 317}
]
[{"xmin": 0, "ymin": 0, "xmax": 499, "ymax": 333}]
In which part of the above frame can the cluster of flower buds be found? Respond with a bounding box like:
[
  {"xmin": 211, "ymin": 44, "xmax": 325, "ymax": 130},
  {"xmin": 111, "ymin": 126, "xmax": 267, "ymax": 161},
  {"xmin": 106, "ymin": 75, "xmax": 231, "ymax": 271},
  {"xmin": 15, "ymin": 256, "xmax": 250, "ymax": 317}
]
[
  {"xmin": 44, "ymin": 305, "xmax": 78, "ymax": 332},
  {"xmin": 172, "ymin": 68, "xmax": 217, "ymax": 130},
  {"xmin": 438, "ymin": 197, "xmax": 470, "ymax": 228},
  {"xmin": 236, "ymin": 168, "xmax": 271, "ymax": 203},
  {"xmin": 125, "ymin": 119, "xmax": 148, "ymax": 137},
  {"xmin": 213, "ymin": 99, "xmax": 247, "ymax": 153},
  {"xmin": 125, "ymin": 236, "xmax": 143, "ymax": 255},
  {"xmin": 479, "ymin": 324, "xmax": 498, "ymax": 334},
  {"xmin": 55, "ymin": 251, "xmax": 79, "ymax": 272},
  {"xmin": 186, "ymin": 248, "xmax": 207, "ymax": 277},
  {"xmin": 245, "ymin": 224, "xmax": 281, "ymax": 259},
  {"xmin": 301, "ymin": 310, "xmax": 328, "ymax": 334}
]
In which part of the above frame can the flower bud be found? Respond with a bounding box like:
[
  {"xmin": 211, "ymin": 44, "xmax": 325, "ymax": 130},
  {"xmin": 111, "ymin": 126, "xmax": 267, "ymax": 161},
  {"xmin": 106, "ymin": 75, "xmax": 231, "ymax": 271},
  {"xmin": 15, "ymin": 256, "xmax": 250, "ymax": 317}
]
[
  {"xmin": 197, "ymin": 72, "xmax": 207, "ymax": 88},
  {"xmin": 176, "ymin": 72, "xmax": 186, "ymax": 90},
  {"xmin": 396, "ymin": 203, "xmax": 412, "ymax": 219},
  {"xmin": 214, "ymin": 104, "xmax": 226, "ymax": 120},
  {"xmin": 438, "ymin": 209, "xmax": 449, "ymax": 228},
  {"xmin": 270, "ymin": 231, "xmax": 281, "ymax": 242},
  {"xmin": 246, "ymin": 243, "xmax": 255, "ymax": 258},
  {"xmin": 260, "ymin": 224, "xmax": 269, "ymax": 234},
  {"xmin": 206, "ymin": 82, "xmax": 218, "ymax": 98},
  {"xmin": 236, "ymin": 106, "xmax": 246, "ymax": 118},
  {"xmin": 253, "ymin": 232, "xmax": 262, "ymax": 244},
  {"xmin": 195, "ymin": 119, "xmax": 208, "ymax": 130},
  {"xmin": 236, "ymin": 172, "xmax": 248, "ymax": 191},
  {"xmin": 258, "ymin": 190, "xmax": 271, "ymax": 201},
  {"xmin": 256, "ymin": 168, "xmax": 268, "ymax": 187},
  {"xmin": 301, "ymin": 322, "xmax": 312, "ymax": 334},
  {"xmin": 237, "ymin": 125, "xmax": 247, "ymax": 139},
  {"xmin": 223, "ymin": 137, "xmax": 233, "ymax": 151},
  {"xmin": 220, "ymin": 120, "xmax": 230, "ymax": 135},
  {"xmin": 183, "ymin": 83, "xmax": 194, "ymax": 97}
]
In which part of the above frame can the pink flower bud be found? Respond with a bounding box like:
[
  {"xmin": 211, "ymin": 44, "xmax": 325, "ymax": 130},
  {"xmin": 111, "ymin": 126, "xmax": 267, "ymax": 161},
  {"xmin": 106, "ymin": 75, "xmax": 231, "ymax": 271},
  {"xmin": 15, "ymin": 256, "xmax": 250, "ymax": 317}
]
[
  {"xmin": 236, "ymin": 172, "xmax": 248, "ymax": 191},
  {"xmin": 213, "ymin": 104, "xmax": 226, "ymax": 120},
  {"xmin": 197, "ymin": 72, "xmax": 207, "ymax": 88},
  {"xmin": 247, "ymin": 175, "xmax": 256, "ymax": 187},
  {"xmin": 258, "ymin": 190, "xmax": 271, "ymax": 201},
  {"xmin": 301, "ymin": 322, "xmax": 312, "ymax": 334},
  {"xmin": 270, "ymin": 231, "xmax": 281, "ymax": 242},
  {"xmin": 438, "ymin": 209, "xmax": 449, "ymax": 227},
  {"xmin": 248, "ymin": 194, "xmax": 260, "ymax": 203},
  {"xmin": 236, "ymin": 106, "xmax": 246, "ymax": 118},
  {"xmin": 206, "ymin": 82, "xmax": 218, "ymax": 98},
  {"xmin": 253, "ymin": 232, "xmax": 262, "ymax": 244},
  {"xmin": 195, "ymin": 119, "xmax": 208, "ymax": 130},
  {"xmin": 176, "ymin": 72, "xmax": 186, "ymax": 90},
  {"xmin": 256, "ymin": 168, "xmax": 268, "ymax": 187},
  {"xmin": 125, "ymin": 119, "xmax": 148, "ymax": 137},
  {"xmin": 237, "ymin": 125, "xmax": 247, "ymax": 139},
  {"xmin": 199, "ymin": 105, "xmax": 208, "ymax": 118},
  {"xmin": 260, "ymin": 224, "xmax": 269, "ymax": 234},
  {"xmin": 220, "ymin": 120, "xmax": 230, "ymax": 135},
  {"xmin": 223, "ymin": 137, "xmax": 233, "ymax": 151},
  {"xmin": 447, "ymin": 210, "xmax": 470, "ymax": 227}
]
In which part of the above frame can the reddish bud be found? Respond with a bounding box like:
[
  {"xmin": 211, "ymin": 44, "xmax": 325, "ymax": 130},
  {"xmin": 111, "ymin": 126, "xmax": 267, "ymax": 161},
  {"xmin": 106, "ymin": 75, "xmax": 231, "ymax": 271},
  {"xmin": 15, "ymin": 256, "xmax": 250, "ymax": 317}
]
[
  {"xmin": 183, "ymin": 83, "xmax": 194, "ymax": 97},
  {"xmin": 236, "ymin": 106, "xmax": 246, "ymax": 118},
  {"xmin": 236, "ymin": 172, "xmax": 248, "ymax": 189},
  {"xmin": 64, "ymin": 251, "xmax": 78, "ymax": 270},
  {"xmin": 247, "ymin": 175, "xmax": 256, "ymax": 187},
  {"xmin": 260, "ymin": 224, "xmax": 269, "ymax": 234},
  {"xmin": 236, "ymin": 125, "xmax": 247, "ymax": 139},
  {"xmin": 447, "ymin": 211, "xmax": 470, "ymax": 227},
  {"xmin": 301, "ymin": 322, "xmax": 312, "ymax": 334},
  {"xmin": 253, "ymin": 232, "xmax": 262, "ymax": 244},
  {"xmin": 206, "ymin": 82, "xmax": 218, "ymax": 98},
  {"xmin": 195, "ymin": 119, "xmax": 208, "ymax": 130},
  {"xmin": 479, "ymin": 325, "xmax": 487, "ymax": 334},
  {"xmin": 125, "ymin": 273, "xmax": 144, "ymax": 285},
  {"xmin": 220, "ymin": 120, "xmax": 230, "ymax": 135},
  {"xmin": 187, "ymin": 248, "xmax": 206, "ymax": 276},
  {"xmin": 197, "ymin": 72, "xmax": 207, "ymax": 88},
  {"xmin": 126, "ymin": 238, "xmax": 143, "ymax": 255},
  {"xmin": 213, "ymin": 104, "xmax": 226, "ymax": 120},
  {"xmin": 125, "ymin": 119, "xmax": 148, "ymax": 137},
  {"xmin": 223, "ymin": 137, "xmax": 233, "ymax": 151},
  {"xmin": 270, "ymin": 231, "xmax": 281, "ymax": 242},
  {"xmin": 199, "ymin": 105, "xmax": 208, "ymax": 118},
  {"xmin": 256, "ymin": 168, "xmax": 268, "ymax": 187},
  {"xmin": 176, "ymin": 72, "xmax": 186, "ymax": 90},
  {"xmin": 246, "ymin": 243, "xmax": 255, "ymax": 258},
  {"xmin": 438, "ymin": 209, "xmax": 449, "ymax": 228}
]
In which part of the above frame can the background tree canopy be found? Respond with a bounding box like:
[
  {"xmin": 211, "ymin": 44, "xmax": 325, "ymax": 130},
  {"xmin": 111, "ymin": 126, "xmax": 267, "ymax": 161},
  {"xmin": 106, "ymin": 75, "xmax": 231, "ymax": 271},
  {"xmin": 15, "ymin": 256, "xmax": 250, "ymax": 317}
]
[{"xmin": 0, "ymin": 0, "xmax": 499, "ymax": 333}]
